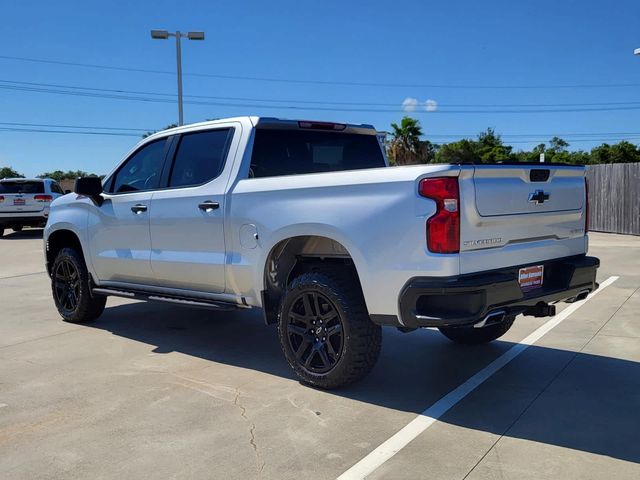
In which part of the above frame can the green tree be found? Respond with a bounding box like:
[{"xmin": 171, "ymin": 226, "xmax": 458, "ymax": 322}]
[
  {"xmin": 549, "ymin": 136, "xmax": 569, "ymax": 153},
  {"xmin": 476, "ymin": 128, "xmax": 513, "ymax": 163},
  {"xmin": 433, "ymin": 128, "xmax": 513, "ymax": 164},
  {"xmin": 387, "ymin": 121, "xmax": 640, "ymax": 166},
  {"xmin": 38, "ymin": 170, "xmax": 98, "ymax": 181},
  {"xmin": 0, "ymin": 166, "xmax": 25, "ymax": 178},
  {"xmin": 590, "ymin": 141, "xmax": 640, "ymax": 164},
  {"xmin": 434, "ymin": 139, "xmax": 478, "ymax": 163},
  {"xmin": 387, "ymin": 117, "xmax": 430, "ymax": 165}
]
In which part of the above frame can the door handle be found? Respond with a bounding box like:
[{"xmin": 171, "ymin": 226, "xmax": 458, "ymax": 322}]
[
  {"xmin": 131, "ymin": 204, "xmax": 148, "ymax": 214},
  {"xmin": 198, "ymin": 200, "xmax": 220, "ymax": 212}
]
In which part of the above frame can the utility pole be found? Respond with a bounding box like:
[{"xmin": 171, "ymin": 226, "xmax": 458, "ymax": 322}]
[{"xmin": 151, "ymin": 29, "xmax": 205, "ymax": 126}]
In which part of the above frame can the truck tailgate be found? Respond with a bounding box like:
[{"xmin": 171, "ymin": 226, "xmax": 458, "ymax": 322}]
[{"xmin": 458, "ymin": 165, "xmax": 588, "ymax": 274}]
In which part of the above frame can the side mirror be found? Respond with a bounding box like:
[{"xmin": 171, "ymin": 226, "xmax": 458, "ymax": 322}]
[{"xmin": 74, "ymin": 177, "xmax": 104, "ymax": 205}]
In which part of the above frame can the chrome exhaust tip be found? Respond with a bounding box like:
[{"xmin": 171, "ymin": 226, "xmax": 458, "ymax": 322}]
[{"xmin": 474, "ymin": 310, "xmax": 506, "ymax": 329}]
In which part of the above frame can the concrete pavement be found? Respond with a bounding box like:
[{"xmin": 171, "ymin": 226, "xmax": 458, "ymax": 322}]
[{"xmin": 0, "ymin": 231, "xmax": 638, "ymax": 479}]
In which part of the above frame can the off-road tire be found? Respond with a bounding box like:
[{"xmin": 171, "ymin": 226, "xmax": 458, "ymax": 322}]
[
  {"xmin": 439, "ymin": 315, "xmax": 516, "ymax": 345},
  {"xmin": 51, "ymin": 247, "xmax": 106, "ymax": 323},
  {"xmin": 278, "ymin": 271, "xmax": 382, "ymax": 389}
]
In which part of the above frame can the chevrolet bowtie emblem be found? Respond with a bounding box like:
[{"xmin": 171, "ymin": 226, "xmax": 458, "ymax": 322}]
[{"xmin": 528, "ymin": 190, "xmax": 550, "ymax": 205}]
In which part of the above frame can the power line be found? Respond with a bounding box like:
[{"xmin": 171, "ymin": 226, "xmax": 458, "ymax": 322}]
[
  {"xmin": 428, "ymin": 132, "xmax": 640, "ymax": 138},
  {"xmin": 3, "ymin": 121, "xmax": 640, "ymax": 140},
  {"xmin": 3, "ymin": 54, "xmax": 640, "ymax": 90},
  {"xmin": 5, "ymin": 83, "xmax": 640, "ymax": 114},
  {"xmin": 0, "ymin": 121, "xmax": 150, "ymax": 132},
  {"xmin": 3, "ymin": 79, "xmax": 640, "ymax": 108},
  {"xmin": 1, "ymin": 123, "xmax": 639, "ymax": 145},
  {"xmin": 0, "ymin": 126, "xmax": 139, "ymax": 136}
]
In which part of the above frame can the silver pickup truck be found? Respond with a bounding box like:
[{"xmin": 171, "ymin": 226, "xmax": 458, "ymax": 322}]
[{"xmin": 44, "ymin": 117, "xmax": 599, "ymax": 388}]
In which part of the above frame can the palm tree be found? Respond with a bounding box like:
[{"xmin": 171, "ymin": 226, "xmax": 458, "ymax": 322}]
[{"xmin": 388, "ymin": 117, "xmax": 425, "ymax": 165}]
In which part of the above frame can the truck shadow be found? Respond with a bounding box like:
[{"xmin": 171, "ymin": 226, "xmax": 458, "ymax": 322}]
[
  {"xmin": 0, "ymin": 229, "xmax": 44, "ymax": 240},
  {"xmin": 90, "ymin": 301, "xmax": 640, "ymax": 465}
]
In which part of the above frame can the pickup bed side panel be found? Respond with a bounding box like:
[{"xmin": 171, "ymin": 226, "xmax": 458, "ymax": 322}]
[{"xmin": 226, "ymin": 165, "xmax": 460, "ymax": 318}]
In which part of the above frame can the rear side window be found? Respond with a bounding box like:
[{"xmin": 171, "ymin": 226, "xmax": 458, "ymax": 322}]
[
  {"xmin": 249, "ymin": 129, "xmax": 385, "ymax": 178},
  {"xmin": 0, "ymin": 181, "xmax": 45, "ymax": 194},
  {"xmin": 168, "ymin": 129, "xmax": 233, "ymax": 188},
  {"xmin": 110, "ymin": 139, "xmax": 167, "ymax": 193},
  {"xmin": 50, "ymin": 183, "xmax": 64, "ymax": 194}
]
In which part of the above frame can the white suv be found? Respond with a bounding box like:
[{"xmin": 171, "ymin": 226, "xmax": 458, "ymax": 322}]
[{"xmin": 0, "ymin": 178, "xmax": 64, "ymax": 237}]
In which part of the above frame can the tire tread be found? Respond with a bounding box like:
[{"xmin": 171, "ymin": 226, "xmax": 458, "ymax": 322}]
[
  {"xmin": 52, "ymin": 247, "xmax": 106, "ymax": 323},
  {"xmin": 278, "ymin": 270, "xmax": 381, "ymax": 389}
]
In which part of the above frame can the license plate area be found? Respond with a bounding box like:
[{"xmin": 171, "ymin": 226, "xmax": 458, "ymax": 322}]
[
  {"xmin": 13, "ymin": 198, "xmax": 25, "ymax": 206},
  {"xmin": 519, "ymin": 265, "xmax": 544, "ymax": 291}
]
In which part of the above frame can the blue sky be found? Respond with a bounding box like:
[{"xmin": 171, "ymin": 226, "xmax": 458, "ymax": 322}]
[{"xmin": 2, "ymin": 0, "xmax": 640, "ymax": 177}]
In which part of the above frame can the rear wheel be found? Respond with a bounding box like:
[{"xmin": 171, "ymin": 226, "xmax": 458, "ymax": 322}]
[
  {"xmin": 12, "ymin": 226, "xmax": 23, "ymax": 232},
  {"xmin": 439, "ymin": 315, "xmax": 516, "ymax": 345},
  {"xmin": 51, "ymin": 247, "xmax": 106, "ymax": 323},
  {"xmin": 278, "ymin": 271, "xmax": 381, "ymax": 389}
]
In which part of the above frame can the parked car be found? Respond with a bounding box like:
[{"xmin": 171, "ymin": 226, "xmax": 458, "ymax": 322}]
[
  {"xmin": 0, "ymin": 178, "xmax": 64, "ymax": 237},
  {"xmin": 43, "ymin": 117, "xmax": 599, "ymax": 388}
]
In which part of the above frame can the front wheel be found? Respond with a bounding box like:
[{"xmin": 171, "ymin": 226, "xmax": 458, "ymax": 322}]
[
  {"xmin": 51, "ymin": 247, "xmax": 106, "ymax": 323},
  {"xmin": 278, "ymin": 271, "xmax": 382, "ymax": 389},
  {"xmin": 439, "ymin": 315, "xmax": 516, "ymax": 345}
]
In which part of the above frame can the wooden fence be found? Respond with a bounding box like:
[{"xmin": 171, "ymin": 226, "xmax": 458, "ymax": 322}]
[{"xmin": 586, "ymin": 163, "xmax": 640, "ymax": 235}]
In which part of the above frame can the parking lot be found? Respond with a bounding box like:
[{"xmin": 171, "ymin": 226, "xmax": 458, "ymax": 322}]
[{"xmin": 0, "ymin": 230, "xmax": 638, "ymax": 479}]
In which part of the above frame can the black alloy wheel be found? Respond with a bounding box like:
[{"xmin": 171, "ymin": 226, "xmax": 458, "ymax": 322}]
[
  {"xmin": 53, "ymin": 258, "xmax": 81, "ymax": 313},
  {"xmin": 278, "ymin": 271, "xmax": 382, "ymax": 389},
  {"xmin": 286, "ymin": 290, "xmax": 344, "ymax": 374},
  {"xmin": 51, "ymin": 247, "xmax": 106, "ymax": 323}
]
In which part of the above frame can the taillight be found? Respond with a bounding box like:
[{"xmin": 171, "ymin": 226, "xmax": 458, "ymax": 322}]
[
  {"xmin": 419, "ymin": 177, "xmax": 460, "ymax": 254},
  {"xmin": 34, "ymin": 195, "xmax": 53, "ymax": 202},
  {"xmin": 584, "ymin": 178, "xmax": 589, "ymax": 234},
  {"xmin": 0, "ymin": 195, "xmax": 4, "ymax": 203}
]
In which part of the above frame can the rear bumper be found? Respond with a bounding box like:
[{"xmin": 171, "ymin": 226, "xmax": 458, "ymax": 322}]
[
  {"xmin": 387, "ymin": 255, "xmax": 599, "ymax": 328},
  {"xmin": 0, "ymin": 213, "xmax": 48, "ymax": 227}
]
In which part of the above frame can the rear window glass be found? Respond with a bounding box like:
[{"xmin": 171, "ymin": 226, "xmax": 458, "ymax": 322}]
[
  {"xmin": 0, "ymin": 181, "xmax": 45, "ymax": 194},
  {"xmin": 249, "ymin": 129, "xmax": 385, "ymax": 178}
]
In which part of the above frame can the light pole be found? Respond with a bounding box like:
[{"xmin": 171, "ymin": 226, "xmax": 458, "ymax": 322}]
[
  {"xmin": 635, "ymin": 48, "xmax": 640, "ymax": 55},
  {"xmin": 151, "ymin": 29, "xmax": 205, "ymax": 126}
]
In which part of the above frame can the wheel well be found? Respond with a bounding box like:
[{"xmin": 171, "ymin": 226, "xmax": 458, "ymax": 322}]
[
  {"xmin": 46, "ymin": 230, "xmax": 83, "ymax": 276},
  {"xmin": 261, "ymin": 236, "xmax": 363, "ymax": 325}
]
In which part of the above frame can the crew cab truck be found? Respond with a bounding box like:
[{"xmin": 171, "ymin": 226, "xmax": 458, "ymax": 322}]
[{"xmin": 44, "ymin": 117, "xmax": 599, "ymax": 389}]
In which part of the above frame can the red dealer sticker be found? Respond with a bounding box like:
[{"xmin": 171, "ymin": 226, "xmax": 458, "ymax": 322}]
[{"xmin": 519, "ymin": 265, "xmax": 544, "ymax": 291}]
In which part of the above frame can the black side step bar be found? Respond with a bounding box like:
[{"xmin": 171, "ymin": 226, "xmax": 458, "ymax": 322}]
[{"xmin": 92, "ymin": 287, "xmax": 239, "ymax": 311}]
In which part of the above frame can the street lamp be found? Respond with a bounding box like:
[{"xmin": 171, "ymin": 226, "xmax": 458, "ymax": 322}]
[
  {"xmin": 151, "ymin": 29, "xmax": 205, "ymax": 126},
  {"xmin": 635, "ymin": 47, "xmax": 640, "ymax": 55}
]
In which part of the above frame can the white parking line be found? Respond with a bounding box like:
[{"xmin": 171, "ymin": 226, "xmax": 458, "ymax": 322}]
[{"xmin": 337, "ymin": 275, "xmax": 619, "ymax": 480}]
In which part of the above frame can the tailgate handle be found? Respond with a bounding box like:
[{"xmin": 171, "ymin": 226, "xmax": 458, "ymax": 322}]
[{"xmin": 530, "ymin": 169, "xmax": 550, "ymax": 182}]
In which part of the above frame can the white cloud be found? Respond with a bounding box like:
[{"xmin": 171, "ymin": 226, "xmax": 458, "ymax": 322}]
[
  {"xmin": 402, "ymin": 97, "xmax": 418, "ymax": 112},
  {"xmin": 424, "ymin": 99, "xmax": 438, "ymax": 112}
]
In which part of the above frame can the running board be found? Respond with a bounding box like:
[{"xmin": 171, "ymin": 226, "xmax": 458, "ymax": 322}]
[{"xmin": 92, "ymin": 287, "xmax": 239, "ymax": 311}]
